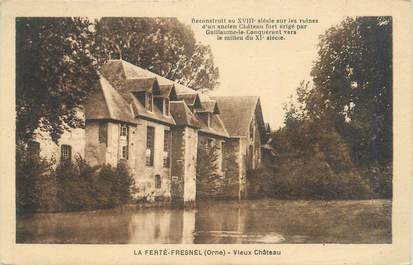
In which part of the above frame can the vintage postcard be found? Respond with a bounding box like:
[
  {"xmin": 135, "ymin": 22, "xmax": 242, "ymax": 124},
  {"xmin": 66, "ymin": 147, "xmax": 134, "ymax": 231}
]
[{"xmin": 0, "ymin": 0, "xmax": 411, "ymax": 264}]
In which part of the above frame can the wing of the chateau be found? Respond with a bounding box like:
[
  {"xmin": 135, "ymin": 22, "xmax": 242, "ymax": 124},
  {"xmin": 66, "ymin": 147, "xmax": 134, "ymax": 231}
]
[{"xmin": 32, "ymin": 59, "xmax": 267, "ymax": 203}]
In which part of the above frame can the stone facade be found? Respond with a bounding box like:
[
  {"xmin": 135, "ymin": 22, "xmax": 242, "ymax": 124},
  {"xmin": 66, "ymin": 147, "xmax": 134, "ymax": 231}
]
[
  {"xmin": 33, "ymin": 127, "xmax": 85, "ymax": 165},
  {"xmin": 132, "ymin": 119, "xmax": 172, "ymax": 200},
  {"xmin": 222, "ymin": 138, "xmax": 241, "ymax": 199},
  {"xmin": 32, "ymin": 59, "xmax": 267, "ymax": 203},
  {"xmin": 171, "ymin": 127, "xmax": 198, "ymax": 204},
  {"xmin": 196, "ymin": 133, "xmax": 226, "ymax": 198}
]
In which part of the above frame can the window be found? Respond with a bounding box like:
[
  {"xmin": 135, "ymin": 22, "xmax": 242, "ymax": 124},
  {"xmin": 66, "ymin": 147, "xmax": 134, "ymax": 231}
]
[
  {"xmin": 249, "ymin": 120, "xmax": 254, "ymax": 140},
  {"xmin": 164, "ymin": 98, "xmax": 170, "ymax": 116},
  {"xmin": 206, "ymin": 138, "xmax": 213, "ymax": 149},
  {"xmin": 163, "ymin": 130, "xmax": 171, "ymax": 167},
  {"xmin": 146, "ymin": 93, "xmax": 153, "ymax": 111},
  {"xmin": 136, "ymin": 92, "xmax": 146, "ymax": 105},
  {"xmin": 99, "ymin": 122, "xmax": 107, "ymax": 145},
  {"xmin": 200, "ymin": 113, "xmax": 211, "ymax": 127},
  {"xmin": 146, "ymin": 126, "xmax": 155, "ymax": 166},
  {"xmin": 121, "ymin": 145, "xmax": 128, "ymax": 160},
  {"xmin": 120, "ymin": 124, "xmax": 129, "ymax": 160},
  {"xmin": 155, "ymin": 175, "xmax": 161, "ymax": 189},
  {"xmin": 120, "ymin": 124, "xmax": 128, "ymax": 137},
  {"xmin": 61, "ymin": 145, "xmax": 72, "ymax": 162},
  {"xmin": 28, "ymin": 141, "xmax": 40, "ymax": 158}
]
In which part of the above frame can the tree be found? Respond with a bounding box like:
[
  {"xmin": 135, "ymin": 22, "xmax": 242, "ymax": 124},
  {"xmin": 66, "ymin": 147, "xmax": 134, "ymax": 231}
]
[
  {"xmin": 261, "ymin": 17, "xmax": 393, "ymax": 199},
  {"xmin": 310, "ymin": 17, "xmax": 392, "ymax": 166},
  {"xmin": 16, "ymin": 17, "xmax": 100, "ymax": 144},
  {"xmin": 94, "ymin": 17, "xmax": 219, "ymax": 90}
]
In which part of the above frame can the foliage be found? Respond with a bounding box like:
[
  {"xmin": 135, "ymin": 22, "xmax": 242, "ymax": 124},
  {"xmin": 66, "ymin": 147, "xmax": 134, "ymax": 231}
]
[
  {"xmin": 56, "ymin": 157, "xmax": 100, "ymax": 211},
  {"xmin": 56, "ymin": 158, "xmax": 137, "ymax": 211},
  {"xmin": 16, "ymin": 147, "xmax": 137, "ymax": 214},
  {"xmin": 310, "ymin": 16, "xmax": 392, "ymax": 166},
  {"xmin": 94, "ymin": 17, "xmax": 219, "ymax": 90},
  {"xmin": 16, "ymin": 143, "xmax": 57, "ymax": 215},
  {"xmin": 196, "ymin": 141, "xmax": 227, "ymax": 198},
  {"xmin": 257, "ymin": 17, "xmax": 393, "ymax": 199},
  {"xmin": 16, "ymin": 18, "xmax": 100, "ymax": 144}
]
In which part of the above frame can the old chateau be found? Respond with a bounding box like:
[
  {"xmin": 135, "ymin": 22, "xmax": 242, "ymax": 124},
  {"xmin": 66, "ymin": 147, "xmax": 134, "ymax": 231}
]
[{"xmin": 32, "ymin": 59, "xmax": 267, "ymax": 204}]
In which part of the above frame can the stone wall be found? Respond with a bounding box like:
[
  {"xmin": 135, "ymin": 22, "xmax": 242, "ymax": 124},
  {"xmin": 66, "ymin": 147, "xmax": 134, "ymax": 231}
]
[
  {"xmin": 183, "ymin": 127, "xmax": 198, "ymax": 203},
  {"xmin": 171, "ymin": 127, "xmax": 185, "ymax": 202},
  {"xmin": 222, "ymin": 138, "xmax": 241, "ymax": 199},
  {"xmin": 171, "ymin": 127, "xmax": 198, "ymax": 204},
  {"xmin": 85, "ymin": 121, "xmax": 136, "ymax": 169},
  {"xmin": 239, "ymin": 138, "xmax": 248, "ymax": 199},
  {"xmin": 196, "ymin": 134, "xmax": 226, "ymax": 199},
  {"xmin": 132, "ymin": 119, "xmax": 172, "ymax": 200},
  {"xmin": 34, "ymin": 127, "xmax": 85, "ymax": 166}
]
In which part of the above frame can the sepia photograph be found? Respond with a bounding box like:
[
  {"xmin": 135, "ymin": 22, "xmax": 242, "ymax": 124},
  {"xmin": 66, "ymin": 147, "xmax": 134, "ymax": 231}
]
[{"xmin": 14, "ymin": 15, "xmax": 393, "ymax": 245}]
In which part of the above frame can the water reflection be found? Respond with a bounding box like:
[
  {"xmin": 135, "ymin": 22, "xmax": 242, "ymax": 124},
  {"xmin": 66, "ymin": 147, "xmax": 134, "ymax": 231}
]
[
  {"xmin": 127, "ymin": 209, "xmax": 196, "ymax": 244},
  {"xmin": 16, "ymin": 199, "xmax": 391, "ymax": 244}
]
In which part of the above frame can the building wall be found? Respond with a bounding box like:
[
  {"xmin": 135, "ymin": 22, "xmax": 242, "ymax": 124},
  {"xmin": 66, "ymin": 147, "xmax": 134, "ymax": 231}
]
[
  {"xmin": 239, "ymin": 138, "xmax": 249, "ymax": 199},
  {"xmin": 171, "ymin": 127, "xmax": 198, "ymax": 204},
  {"xmin": 171, "ymin": 127, "xmax": 185, "ymax": 201},
  {"xmin": 196, "ymin": 134, "xmax": 226, "ymax": 199},
  {"xmin": 183, "ymin": 127, "xmax": 198, "ymax": 202},
  {"xmin": 222, "ymin": 138, "xmax": 241, "ymax": 199},
  {"xmin": 132, "ymin": 119, "xmax": 172, "ymax": 200},
  {"xmin": 34, "ymin": 127, "xmax": 85, "ymax": 165},
  {"xmin": 84, "ymin": 121, "xmax": 136, "ymax": 168}
]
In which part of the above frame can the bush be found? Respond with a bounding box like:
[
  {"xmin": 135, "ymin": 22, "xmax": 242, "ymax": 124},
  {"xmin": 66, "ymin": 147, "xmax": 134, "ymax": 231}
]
[
  {"xmin": 16, "ymin": 143, "xmax": 57, "ymax": 215},
  {"xmin": 56, "ymin": 157, "xmax": 100, "ymax": 211},
  {"xmin": 17, "ymin": 144, "xmax": 137, "ymax": 213},
  {"xmin": 56, "ymin": 158, "xmax": 137, "ymax": 211}
]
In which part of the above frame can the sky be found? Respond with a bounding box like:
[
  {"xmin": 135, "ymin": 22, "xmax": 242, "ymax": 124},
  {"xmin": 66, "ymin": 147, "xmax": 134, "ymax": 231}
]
[{"xmin": 180, "ymin": 16, "xmax": 346, "ymax": 129}]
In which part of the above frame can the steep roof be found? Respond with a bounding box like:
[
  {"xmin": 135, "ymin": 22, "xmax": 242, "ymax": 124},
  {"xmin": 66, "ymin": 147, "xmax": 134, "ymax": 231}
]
[
  {"xmin": 176, "ymin": 93, "xmax": 201, "ymax": 108},
  {"xmin": 101, "ymin": 60, "xmax": 267, "ymax": 138},
  {"xmin": 212, "ymin": 96, "xmax": 266, "ymax": 141},
  {"xmin": 118, "ymin": 92, "xmax": 175, "ymax": 126},
  {"xmin": 198, "ymin": 113, "xmax": 229, "ymax": 138},
  {"xmin": 85, "ymin": 76, "xmax": 136, "ymax": 124},
  {"xmin": 158, "ymin": 84, "xmax": 177, "ymax": 99},
  {"xmin": 170, "ymin": 101, "xmax": 203, "ymax": 128},
  {"xmin": 196, "ymin": 100, "xmax": 220, "ymax": 114},
  {"xmin": 122, "ymin": 78, "xmax": 159, "ymax": 93},
  {"xmin": 100, "ymin": 60, "xmax": 175, "ymax": 125}
]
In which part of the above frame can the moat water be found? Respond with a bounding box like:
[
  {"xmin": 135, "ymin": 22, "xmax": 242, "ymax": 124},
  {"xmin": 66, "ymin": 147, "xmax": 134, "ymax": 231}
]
[{"xmin": 16, "ymin": 199, "xmax": 391, "ymax": 244}]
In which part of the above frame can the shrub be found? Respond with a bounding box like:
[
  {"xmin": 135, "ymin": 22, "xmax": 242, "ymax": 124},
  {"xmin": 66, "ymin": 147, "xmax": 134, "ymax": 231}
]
[
  {"xmin": 56, "ymin": 159, "xmax": 137, "ymax": 211},
  {"xmin": 16, "ymin": 143, "xmax": 57, "ymax": 215}
]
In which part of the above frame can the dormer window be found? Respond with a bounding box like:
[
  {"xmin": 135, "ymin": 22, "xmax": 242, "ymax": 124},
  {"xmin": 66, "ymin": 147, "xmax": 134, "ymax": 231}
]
[
  {"xmin": 199, "ymin": 112, "xmax": 211, "ymax": 127},
  {"xmin": 136, "ymin": 91, "xmax": 153, "ymax": 112},
  {"xmin": 146, "ymin": 92, "xmax": 153, "ymax": 111},
  {"xmin": 164, "ymin": 98, "xmax": 170, "ymax": 116}
]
